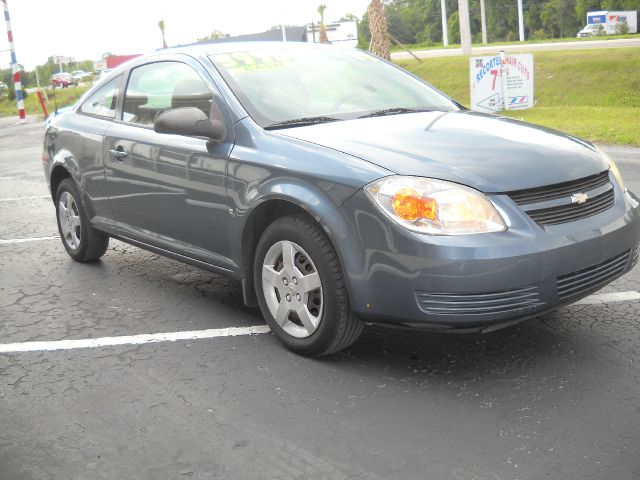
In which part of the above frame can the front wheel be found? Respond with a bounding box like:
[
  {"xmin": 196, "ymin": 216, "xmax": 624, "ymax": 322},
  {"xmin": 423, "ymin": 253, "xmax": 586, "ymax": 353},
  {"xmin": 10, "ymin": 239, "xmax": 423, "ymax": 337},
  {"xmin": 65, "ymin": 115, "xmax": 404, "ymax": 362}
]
[
  {"xmin": 55, "ymin": 178, "xmax": 109, "ymax": 262},
  {"xmin": 254, "ymin": 215, "xmax": 363, "ymax": 356}
]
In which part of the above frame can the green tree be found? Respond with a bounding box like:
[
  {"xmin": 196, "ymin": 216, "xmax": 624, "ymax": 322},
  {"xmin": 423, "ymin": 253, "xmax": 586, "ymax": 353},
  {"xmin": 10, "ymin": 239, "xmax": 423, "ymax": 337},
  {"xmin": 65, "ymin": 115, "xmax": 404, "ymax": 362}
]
[
  {"xmin": 602, "ymin": 0, "xmax": 640, "ymax": 8},
  {"xmin": 542, "ymin": 0, "xmax": 580, "ymax": 37},
  {"xmin": 338, "ymin": 13, "xmax": 359, "ymax": 22},
  {"xmin": 576, "ymin": 0, "xmax": 602, "ymax": 24},
  {"xmin": 447, "ymin": 10, "xmax": 460, "ymax": 44},
  {"xmin": 197, "ymin": 30, "xmax": 227, "ymax": 43}
]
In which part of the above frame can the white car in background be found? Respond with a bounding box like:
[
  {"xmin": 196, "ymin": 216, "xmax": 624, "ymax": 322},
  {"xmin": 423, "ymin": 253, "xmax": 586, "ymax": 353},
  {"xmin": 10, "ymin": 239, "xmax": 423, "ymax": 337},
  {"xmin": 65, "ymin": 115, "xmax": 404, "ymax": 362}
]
[
  {"xmin": 71, "ymin": 70, "xmax": 91, "ymax": 82},
  {"xmin": 577, "ymin": 24, "xmax": 602, "ymax": 37}
]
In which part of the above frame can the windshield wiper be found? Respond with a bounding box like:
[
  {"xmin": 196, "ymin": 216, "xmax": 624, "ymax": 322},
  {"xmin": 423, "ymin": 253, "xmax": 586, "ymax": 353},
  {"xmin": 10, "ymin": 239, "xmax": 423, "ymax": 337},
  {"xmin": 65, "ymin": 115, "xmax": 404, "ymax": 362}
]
[
  {"xmin": 265, "ymin": 116, "xmax": 342, "ymax": 130},
  {"xmin": 358, "ymin": 107, "xmax": 434, "ymax": 119}
]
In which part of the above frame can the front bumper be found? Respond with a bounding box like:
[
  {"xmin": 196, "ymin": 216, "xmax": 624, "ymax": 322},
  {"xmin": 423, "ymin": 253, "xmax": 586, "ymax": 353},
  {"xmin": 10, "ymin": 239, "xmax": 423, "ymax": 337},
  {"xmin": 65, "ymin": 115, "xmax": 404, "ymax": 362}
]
[{"xmin": 325, "ymin": 184, "xmax": 640, "ymax": 332}]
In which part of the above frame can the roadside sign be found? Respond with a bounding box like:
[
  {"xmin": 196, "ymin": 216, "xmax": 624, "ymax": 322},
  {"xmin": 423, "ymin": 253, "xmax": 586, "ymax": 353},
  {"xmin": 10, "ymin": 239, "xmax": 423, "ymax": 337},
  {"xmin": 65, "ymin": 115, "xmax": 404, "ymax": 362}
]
[
  {"xmin": 470, "ymin": 53, "xmax": 534, "ymax": 113},
  {"xmin": 54, "ymin": 56, "xmax": 74, "ymax": 64},
  {"xmin": 93, "ymin": 59, "xmax": 107, "ymax": 71}
]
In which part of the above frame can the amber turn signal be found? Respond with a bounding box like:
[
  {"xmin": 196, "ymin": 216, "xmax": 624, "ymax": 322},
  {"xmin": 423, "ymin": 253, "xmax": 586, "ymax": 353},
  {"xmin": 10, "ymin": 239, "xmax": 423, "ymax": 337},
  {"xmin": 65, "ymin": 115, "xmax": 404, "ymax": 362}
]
[{"xmin": 392, "ymin": 188, "xmax": 437, "ymax": 221}]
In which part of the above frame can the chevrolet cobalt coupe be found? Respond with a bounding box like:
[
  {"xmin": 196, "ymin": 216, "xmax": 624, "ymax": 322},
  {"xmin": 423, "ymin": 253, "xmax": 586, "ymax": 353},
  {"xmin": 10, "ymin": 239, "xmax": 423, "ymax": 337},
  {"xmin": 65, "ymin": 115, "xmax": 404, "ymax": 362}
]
[{"xmin": 43, "ymin": 43, "xmax": 640, "ymax": 356}]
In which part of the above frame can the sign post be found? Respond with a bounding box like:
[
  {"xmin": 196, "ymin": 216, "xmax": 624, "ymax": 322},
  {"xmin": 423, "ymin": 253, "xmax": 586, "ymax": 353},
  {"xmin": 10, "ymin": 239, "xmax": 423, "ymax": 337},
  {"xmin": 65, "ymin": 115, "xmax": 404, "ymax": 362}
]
[
  {"xmin": 470, "ymin": 52, "xmax": 534, "ymax": 114},
  {"xmin": 2, "ymin": 0, "xmax": 25, "ymax": 123}
]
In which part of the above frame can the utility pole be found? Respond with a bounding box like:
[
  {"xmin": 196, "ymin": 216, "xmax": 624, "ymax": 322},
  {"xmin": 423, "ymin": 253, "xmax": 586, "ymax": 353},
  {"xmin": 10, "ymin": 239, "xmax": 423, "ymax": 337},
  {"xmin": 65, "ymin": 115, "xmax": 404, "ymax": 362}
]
[
  {"xmin": 281, "ymin": 24, "xmax": 287, "ymax": 42},
  {"xmin": 480, "ymin": 0, "xmax": 488, "ymax": 44},
  {"xmin": 458, "ymin": 0, "xmax": 472, "ymax": 55},
  {"xmin": 440, "ymin": 0, "xmax": 448, "ymax": 47},
  {"xmin": 2, "ymin": 0, "xmax": 25, "ymax": 123},
  {"xmin": 517, "ymin": 0, "xmax": 525, "ymax": 41}
]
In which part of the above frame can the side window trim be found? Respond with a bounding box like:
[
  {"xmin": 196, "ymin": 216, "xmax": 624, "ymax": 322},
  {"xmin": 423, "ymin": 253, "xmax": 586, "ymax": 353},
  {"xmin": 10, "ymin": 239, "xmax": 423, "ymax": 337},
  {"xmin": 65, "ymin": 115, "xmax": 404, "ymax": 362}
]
[{"xmin": 77, "ymin": 75, "xmax": 123, "ymax": 120}]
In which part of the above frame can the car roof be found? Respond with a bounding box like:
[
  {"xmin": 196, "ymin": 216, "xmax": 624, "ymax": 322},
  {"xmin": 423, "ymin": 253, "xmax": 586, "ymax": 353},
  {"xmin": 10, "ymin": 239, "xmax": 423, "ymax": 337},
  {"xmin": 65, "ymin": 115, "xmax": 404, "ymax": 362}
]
[
  {"xmin": 166, "ymin": 41, "xmax": 346, "ymax": 58},
  {"xmin": 88, "ymin": 42, "xmax": 353, "ymax": 99}
]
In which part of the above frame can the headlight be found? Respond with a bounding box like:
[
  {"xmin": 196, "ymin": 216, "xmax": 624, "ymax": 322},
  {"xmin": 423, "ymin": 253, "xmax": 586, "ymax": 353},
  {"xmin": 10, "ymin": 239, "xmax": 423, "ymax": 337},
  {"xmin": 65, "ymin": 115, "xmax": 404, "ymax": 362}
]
[
  {"xmin": 364, "ymin": 176, "xmax": 507, "ymax": 235},
  {"xmin": 596, "ymin": 146, "xmax": 626, "ymax": 192}
]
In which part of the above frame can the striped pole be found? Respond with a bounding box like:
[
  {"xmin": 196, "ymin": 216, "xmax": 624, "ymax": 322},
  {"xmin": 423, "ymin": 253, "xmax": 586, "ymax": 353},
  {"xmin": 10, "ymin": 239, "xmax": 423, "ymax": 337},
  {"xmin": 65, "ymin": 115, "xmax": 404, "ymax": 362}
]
[{"xmin": 2, "ymin": 0, "xmax": 25, "ymax": 122}]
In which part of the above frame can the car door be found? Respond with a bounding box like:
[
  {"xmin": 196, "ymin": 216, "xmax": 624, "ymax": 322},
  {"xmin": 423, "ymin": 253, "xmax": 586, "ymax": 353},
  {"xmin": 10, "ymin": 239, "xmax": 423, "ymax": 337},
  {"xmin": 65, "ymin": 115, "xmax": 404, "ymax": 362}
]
[
  {"xmin": 70, "ymin": 75, "xmax": 123, "ymax": 227},
  {"xmin": 103, "ymin": 58, "xmax": 235, "ymax": 270}
]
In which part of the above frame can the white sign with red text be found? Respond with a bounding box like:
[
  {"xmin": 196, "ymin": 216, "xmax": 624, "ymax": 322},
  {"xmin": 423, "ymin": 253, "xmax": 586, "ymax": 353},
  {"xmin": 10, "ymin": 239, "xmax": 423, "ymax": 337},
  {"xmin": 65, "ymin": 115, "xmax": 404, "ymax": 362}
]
[{"xmin": 470, "ymin": 53, "xmax": 534, "ymax": 113}]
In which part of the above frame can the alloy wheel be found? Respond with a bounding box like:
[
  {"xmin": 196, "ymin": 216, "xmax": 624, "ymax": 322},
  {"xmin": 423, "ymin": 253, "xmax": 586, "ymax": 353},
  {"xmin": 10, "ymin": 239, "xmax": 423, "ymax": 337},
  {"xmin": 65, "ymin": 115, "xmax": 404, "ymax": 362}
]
[{"xmin": 58, "ymin": 191, "xmax": 81, "ymax": 250}]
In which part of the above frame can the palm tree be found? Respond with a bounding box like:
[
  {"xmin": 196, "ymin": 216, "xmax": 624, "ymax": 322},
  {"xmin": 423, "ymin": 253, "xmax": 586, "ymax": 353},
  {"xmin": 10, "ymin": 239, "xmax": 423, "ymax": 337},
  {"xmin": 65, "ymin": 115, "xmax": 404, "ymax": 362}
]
[
  {"xmin": 158, "ymin": 19, "xmax": 168, "ymax": 49},
  {"xmin": 317, "ymin": 4, "xmax": 329, "ymax": 43},
  {"xmin": 367, "ymin": 0, "xmax": 390, "ymax": 60}
]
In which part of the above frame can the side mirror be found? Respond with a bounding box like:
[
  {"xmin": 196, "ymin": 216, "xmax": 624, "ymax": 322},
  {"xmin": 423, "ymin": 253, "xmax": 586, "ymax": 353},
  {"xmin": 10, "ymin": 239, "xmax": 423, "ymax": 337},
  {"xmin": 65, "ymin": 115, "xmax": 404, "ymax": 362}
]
[{"xmin": 154, "ymin": 107, "xmax": 227, "ymax": 142}]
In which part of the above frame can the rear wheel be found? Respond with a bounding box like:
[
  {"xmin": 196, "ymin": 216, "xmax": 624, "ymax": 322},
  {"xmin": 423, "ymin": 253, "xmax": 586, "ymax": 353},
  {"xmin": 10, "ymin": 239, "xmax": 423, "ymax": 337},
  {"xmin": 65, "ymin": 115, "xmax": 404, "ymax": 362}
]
[
  {"xmin": 254, "ymin": 215, "xmax": 363, "ymax": 356},
  {"xmin": 55, "ymin": 178, "xmax": 109, "ymax": 262}
]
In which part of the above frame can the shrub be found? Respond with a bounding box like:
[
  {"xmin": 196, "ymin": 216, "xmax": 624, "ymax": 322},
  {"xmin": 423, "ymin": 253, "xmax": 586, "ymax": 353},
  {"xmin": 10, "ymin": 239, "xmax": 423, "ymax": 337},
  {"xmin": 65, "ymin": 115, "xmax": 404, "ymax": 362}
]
[
  {"xmin": 615, "ymin": 22, "xmax": 630, "ymax": 35},
  {"xmin": 530, "ymin": 29, "xmax": 549, "ymax": 40}
]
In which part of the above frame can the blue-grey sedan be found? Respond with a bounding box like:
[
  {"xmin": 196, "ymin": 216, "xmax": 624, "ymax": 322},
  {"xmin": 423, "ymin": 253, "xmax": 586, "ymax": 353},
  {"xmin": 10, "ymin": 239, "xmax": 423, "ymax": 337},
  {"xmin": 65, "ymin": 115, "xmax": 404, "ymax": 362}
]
[{"xmin": 43, "ymin": 42, "xmax": 640, "ymax": 356}]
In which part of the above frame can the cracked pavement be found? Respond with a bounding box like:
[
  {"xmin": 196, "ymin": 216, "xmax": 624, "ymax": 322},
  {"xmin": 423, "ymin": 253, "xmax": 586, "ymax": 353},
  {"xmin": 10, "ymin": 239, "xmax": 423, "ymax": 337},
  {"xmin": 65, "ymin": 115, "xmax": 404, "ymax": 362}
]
[{"xmin": 1, "ymin": 121, "xmax": 639, "ymax": 479}]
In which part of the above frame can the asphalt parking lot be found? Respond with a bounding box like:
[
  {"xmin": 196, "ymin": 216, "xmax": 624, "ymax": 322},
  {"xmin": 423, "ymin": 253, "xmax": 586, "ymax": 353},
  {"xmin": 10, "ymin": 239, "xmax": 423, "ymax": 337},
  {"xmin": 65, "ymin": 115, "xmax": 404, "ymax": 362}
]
[{"xmin": 1, "ymin": 119, "xmax": 639, "ymax": 480}]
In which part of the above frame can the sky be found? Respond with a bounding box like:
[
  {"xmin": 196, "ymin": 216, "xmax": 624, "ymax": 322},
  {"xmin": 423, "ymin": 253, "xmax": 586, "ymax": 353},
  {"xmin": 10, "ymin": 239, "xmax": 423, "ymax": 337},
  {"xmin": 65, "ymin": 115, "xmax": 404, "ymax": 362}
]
[{"xmin": 1, "ymin": 0, "xmax": 371, "ymax": 70}]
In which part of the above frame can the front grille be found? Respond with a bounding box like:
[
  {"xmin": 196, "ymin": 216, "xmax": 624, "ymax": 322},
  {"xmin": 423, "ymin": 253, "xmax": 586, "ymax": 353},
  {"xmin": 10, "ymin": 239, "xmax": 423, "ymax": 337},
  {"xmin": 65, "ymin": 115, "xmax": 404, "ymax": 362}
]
[
  {"xmin": 526, "ymin": 189, "xmax": 615, "ymax": 226},
  {"xmin": 416, "ymin": 285, "xmax": 544, "ymax": 316},
  {"xmin": 557, "ymin": 250, "xmax": 630, "ymax": 301},
  {"xmin": 508, "ymin": 171, "xmax": 610, "ymax": 205},
  {"xmin": 507, "ymin": 171, "xmax": 615, "ymax": 226},
  {"xmin": 633, "ymin": 244, "xmax": 640, "ymax": 267}
]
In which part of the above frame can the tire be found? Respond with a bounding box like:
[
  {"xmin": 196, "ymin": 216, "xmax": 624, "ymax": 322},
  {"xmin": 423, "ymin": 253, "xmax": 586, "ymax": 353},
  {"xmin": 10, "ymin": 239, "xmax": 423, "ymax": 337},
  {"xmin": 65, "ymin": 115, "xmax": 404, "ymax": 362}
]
[
  {"xmin": 254, "ymin": 215, "xmax": 363, "ymax": 356},
  {"xmin": 55, "ymin": 178, "xmax": 109, "ymax": 262}
]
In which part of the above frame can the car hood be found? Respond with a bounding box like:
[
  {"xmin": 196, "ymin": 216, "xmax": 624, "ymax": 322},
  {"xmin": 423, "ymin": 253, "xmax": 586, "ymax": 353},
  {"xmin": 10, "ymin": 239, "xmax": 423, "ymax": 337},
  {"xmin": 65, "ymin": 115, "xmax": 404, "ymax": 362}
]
[{"xmin": 276, "ymin": 111, "xmax": 609, "ymax": 193}]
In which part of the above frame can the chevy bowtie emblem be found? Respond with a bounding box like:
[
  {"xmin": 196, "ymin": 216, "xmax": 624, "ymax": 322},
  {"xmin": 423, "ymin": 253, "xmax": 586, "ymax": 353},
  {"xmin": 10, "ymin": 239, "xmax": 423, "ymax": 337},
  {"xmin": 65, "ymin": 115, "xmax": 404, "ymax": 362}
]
[{"xmin": 571, "ymin": 192, "xmax": 589, "ymax": 204}]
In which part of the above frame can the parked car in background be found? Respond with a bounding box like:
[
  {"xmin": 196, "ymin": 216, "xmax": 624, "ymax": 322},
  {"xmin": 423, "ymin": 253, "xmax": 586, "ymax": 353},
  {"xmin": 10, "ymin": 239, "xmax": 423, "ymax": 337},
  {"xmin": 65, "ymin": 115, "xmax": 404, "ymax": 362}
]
[
  {"xmin": 71, "ymin": 70, "xmax": 91, "ymax": 82},
  {"xmin": 576, "ymin": 24, "xmax": 603, "ymax": 37},
  {"xmin": 43, "ymin": 43, "xmax": 640, "ymax": 356},
  {"xmin": 51, "ymin": 73, "xmax": 77, "ymax": 88},
  {"xmin": 0, "ymin": 81, "xmax": 8, "ymax": 97}
]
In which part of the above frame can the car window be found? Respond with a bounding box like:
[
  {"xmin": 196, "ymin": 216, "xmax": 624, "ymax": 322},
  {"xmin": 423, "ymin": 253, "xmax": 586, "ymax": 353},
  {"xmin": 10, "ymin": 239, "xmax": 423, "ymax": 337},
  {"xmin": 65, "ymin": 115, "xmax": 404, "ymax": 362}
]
[
  {"xmin": 211, "ymin": 48, "xmax": 458, "ymax": 127},
  {"xmin": 122, "ymin": 61, "xmax": 212, "ymax": 127},
  {"xmin": 79, "ymin": 76, "xmax": 121, "ymax": 118}
]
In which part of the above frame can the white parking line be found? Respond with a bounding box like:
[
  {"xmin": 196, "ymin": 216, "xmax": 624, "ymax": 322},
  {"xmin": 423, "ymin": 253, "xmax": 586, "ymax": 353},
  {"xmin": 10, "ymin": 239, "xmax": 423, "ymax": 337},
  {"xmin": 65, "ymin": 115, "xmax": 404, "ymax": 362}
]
[
  {"xmin": 0, "ymin": 195, "xmax": 50, "ymax": 202},
  {"xmin": 0, "ymin": 283, "xmax": 637, "ymax": 353},
  {"xmin": 0, "ymin": 236, "xmax": 60, "ymax": 244},
  {"xmin": 572, "ymin": 291, "xmax": 640, "ymax": 305},
  {"xmin": 0, "ymin": 177, "xmax": 13, "ymax": 180},
  {"xmin": 0, "ymin": 325, "xmax": 271, "ymax": 354}
]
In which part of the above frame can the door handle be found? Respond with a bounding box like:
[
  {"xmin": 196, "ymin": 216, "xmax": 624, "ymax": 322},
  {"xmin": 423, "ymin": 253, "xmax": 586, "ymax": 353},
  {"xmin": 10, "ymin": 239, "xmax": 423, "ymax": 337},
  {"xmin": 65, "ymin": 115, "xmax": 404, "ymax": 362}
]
[{"xmin": 109, "ymin": 148, "xmax": 128, "ymax": 160}]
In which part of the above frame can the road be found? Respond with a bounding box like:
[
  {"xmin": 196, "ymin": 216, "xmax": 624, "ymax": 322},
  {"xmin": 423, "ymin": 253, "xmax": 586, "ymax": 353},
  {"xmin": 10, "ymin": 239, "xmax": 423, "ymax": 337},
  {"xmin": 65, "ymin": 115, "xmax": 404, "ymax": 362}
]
[
  {"xmin": 391, "ymin": 37, "xmax": 640, "ymax": 60},
  {"xmin": 1, "ymin": 121, "xmax": 640, "ymax": 479}
]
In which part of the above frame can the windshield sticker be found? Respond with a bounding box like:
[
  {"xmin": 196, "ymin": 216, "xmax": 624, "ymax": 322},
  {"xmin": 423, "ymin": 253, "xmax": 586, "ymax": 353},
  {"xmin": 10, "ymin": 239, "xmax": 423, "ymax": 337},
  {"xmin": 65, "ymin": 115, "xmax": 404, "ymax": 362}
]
[{"xmin": 216, "ymin": 52, "xmax": 295, "ymax": 73}]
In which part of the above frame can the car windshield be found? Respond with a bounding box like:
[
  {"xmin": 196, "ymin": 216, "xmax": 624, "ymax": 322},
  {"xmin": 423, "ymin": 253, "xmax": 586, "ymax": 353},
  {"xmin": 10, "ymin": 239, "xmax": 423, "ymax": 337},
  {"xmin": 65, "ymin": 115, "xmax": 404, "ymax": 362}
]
[{"xmin": 210, "ymin": 47, "xmax": 458, "ymax": 128}]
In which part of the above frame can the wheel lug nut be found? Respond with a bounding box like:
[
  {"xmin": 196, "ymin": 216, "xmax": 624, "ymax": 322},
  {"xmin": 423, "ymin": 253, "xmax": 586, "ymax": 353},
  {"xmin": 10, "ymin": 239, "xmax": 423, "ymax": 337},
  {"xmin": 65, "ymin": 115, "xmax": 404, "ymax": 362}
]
[
  {"xmin": 286, "ymin": 294, "xmax": 292, "ymax": 302},
  {"xmin": 283, "ymin": 278, "xmax": 288, "ymax": 286},
  {"xmin": 292, "ymin": 277, "xmax": 297, "ymax": 285},
  {"xmin": 296, "ymin": 294, "xmax": 301, "ymax": 301}
]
